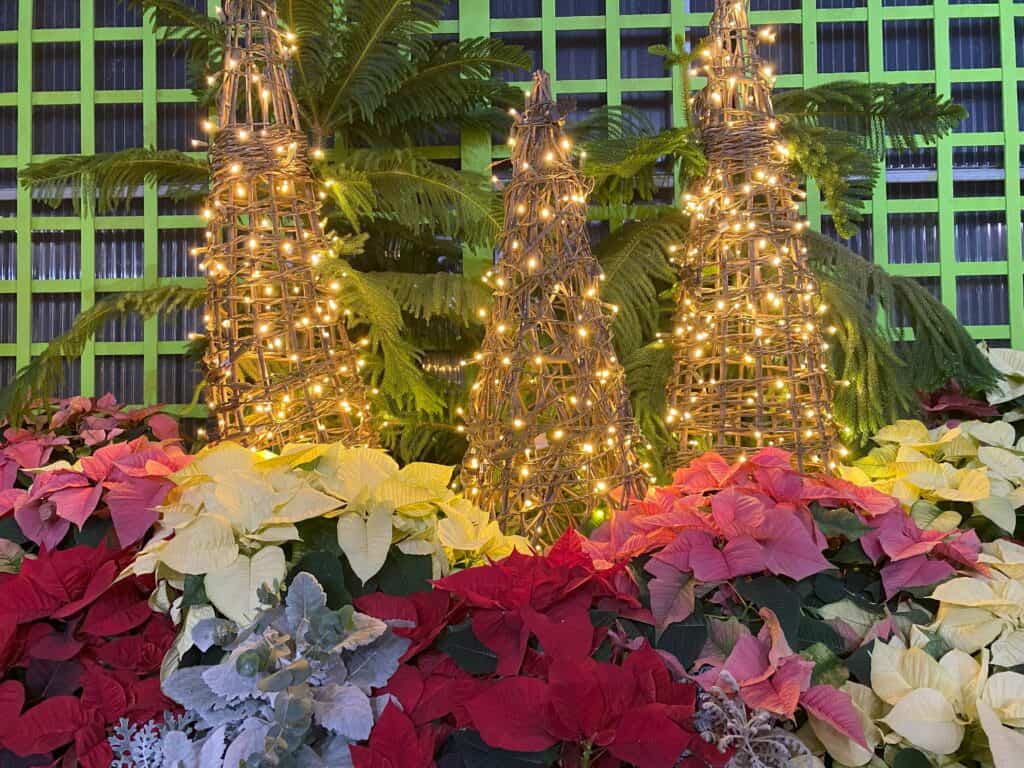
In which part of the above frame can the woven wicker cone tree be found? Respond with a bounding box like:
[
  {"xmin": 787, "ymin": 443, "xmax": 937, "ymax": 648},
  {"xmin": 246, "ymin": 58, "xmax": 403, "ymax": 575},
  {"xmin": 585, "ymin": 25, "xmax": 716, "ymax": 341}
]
[
  {"xmin": 461, "ymin": 72, "xmax": 646, "ymax": 545},
  {"xmin": 667, "ymin": 0, "xmax": 836, "ymax": 471},
  {"xmin": 198, "ymin": 0, "xmax": 376, "ymax": 449}
]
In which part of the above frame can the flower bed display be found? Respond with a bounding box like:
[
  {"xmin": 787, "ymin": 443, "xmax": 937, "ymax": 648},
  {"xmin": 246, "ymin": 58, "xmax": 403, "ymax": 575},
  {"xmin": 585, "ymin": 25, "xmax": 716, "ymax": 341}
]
[{"xmin": 2, "ymin": 397, "xmax": 1024, "ymax": 767}]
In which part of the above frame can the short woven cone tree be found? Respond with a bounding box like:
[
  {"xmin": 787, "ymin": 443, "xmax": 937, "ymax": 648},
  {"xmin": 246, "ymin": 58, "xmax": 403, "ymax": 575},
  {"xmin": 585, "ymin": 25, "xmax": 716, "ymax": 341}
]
[
  {"xmin": 199, "ymin": 0, "xmax": 376, "ymax": 449},
  {"xmin": 461, "ymin": 72, "xmax": 646, "ymax": 545},
  {"xmin": 667, "ymin": 0, "xmax": 837, "ymax": 472}
]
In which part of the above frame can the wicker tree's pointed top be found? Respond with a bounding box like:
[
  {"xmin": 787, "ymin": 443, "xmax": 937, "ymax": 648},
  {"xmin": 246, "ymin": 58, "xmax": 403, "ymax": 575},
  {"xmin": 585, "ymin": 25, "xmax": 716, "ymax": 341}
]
[
  {"xmin": 696, "ymin": 0, "xmax": 776, "ymax": 135},
  {"xmin": 219, "ymin": 0, "xmax": 303, "ymax": 131},
  {"xmin": 199, "ymin": 0, "xmax": 376, "ymax": 449},
  {"xmin": 460, "ymin": 69, "xmax": 645, "ymax": 545}
]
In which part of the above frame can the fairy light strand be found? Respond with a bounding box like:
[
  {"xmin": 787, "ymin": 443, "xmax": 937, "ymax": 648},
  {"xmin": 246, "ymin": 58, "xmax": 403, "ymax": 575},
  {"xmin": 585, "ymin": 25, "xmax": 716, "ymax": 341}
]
[
  {"xmin": 197, "ymin": 0, "xmax": 376, "ymax": 449},
  {"xmin": 459, "ymin": 71, "xmax": 646, "ymax": 545},
  {"xmin": 666, "ymin": 0, "xmax": 837, "ymax": 472}
]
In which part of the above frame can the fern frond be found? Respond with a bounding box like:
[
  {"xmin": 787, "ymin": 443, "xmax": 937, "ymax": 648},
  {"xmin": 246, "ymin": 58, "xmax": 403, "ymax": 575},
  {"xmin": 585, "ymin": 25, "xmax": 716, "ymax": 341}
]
[
  {"xmin": 366, "ymin": 271, "xmax": 492, "ymax": 328},
  {"xmin": 806, "ymin": 231, "xmax": 998, "ymax": 441},
  {"xmin": 0, "ymin": 287, "xmax": 206, "ymax": 424},
  {"xmin": 316, "ymin": 258, "xmax": 444, "ymax": 414},
  {"xmin": 775, "ymin": 82, "xmax": 966, "ymax": 155},
  {"xmin": 134, "ymin": 0, "xmax": 222, "ymax": 74},
  {"xmin": 375, "ymin": 38, "xmax": 530, "ymax": 130},
  {"xmin": 623, "ymin": 341, "xmax": 677, "ymax": 457},
  {"xmin": 595, "ymin": 210, "xmax": 686, "ymax": 355},
  {"xmin": 317, "ymin": 0, "xmax": 441, "ymax": 127},
  {"xmin": 19, "ymin": 149, "xmax": 209, "ymax": 214},
  {"xmin": 334, "ymin": 150, "xmax": 501, "ymax": 247},
  {"xmin": 378, "ymin": 381, "xmax": 469, "ymax": 464},
  {"xmin": 565, "ymin": 105, "xmax": 657, "ymax": 141},
  {"xmin": 784, "ymin": 123, "xmax": 876, "ymax": 238}
]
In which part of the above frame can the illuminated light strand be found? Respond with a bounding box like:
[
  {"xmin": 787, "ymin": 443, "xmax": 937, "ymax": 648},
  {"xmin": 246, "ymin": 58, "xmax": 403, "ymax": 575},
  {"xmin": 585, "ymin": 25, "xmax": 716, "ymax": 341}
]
[
  {"xmin": 664, "ymin": 0, "xmax": 837, "ymax": 473},
  {"xmin": 458, "ymin": 71, "xmax": 646, "ymax": 545},
  {"xmin": 196, "ymin": 0, "xmax": 377, "ymax": 450}
]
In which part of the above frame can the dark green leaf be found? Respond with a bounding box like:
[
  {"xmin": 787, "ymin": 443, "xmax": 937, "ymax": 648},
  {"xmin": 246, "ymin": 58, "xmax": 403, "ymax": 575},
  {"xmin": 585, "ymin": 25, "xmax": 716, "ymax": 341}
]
[
  {"xmin": 657, "ymin": 602, "xmax": 707, "ymax": 668},
  {"xmin": 181, "ymin": 574, "xmax": 209, "ymax": 610},
  {"xmin": 735, "ymin": 575, "xmax": 802, "ymax": 646},
  {"xmin": 0, "ymin": 516, "xmax": 27, "ymax": 545},
  {"xmin": 846, "ymin": 640, "xmax": 875, "ymax": 684},
  {"xmin": 796, "ymin": 616, "xmax": 845, "ymax": 654},
  {"xmin": 375, "ymin": 551, "xmax": 433, "ymax": 596},
  {"xmin": 831, "ymin": 541, "xmax": 872, "ymax": 565},
  {"xmin": 290, "ymin": 551, "xmax": 351, "ymax": 609},
  {"xmin": 438, "ymin": 622, "xmax": 498, "ymax": 675},
  {"xmin": 893, "ymin": 748, "xmax": 932, "ymax": 768},
  {"xmin": 811, "ymin": 503, "xmax": 873, "ymax": 541},
  {"xmin": 445, "ymin": 730, "xmax": 557, "ymax": 768},
  {"xmin": 590, "ymin": 609, "xmax": 619, "ymax": 628}
]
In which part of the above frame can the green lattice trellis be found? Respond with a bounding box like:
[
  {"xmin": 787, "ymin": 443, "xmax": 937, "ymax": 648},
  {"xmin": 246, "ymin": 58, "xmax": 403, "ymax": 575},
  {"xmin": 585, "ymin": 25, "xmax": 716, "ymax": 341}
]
[{"xmin": 1, "ymin": 0, "xmax": 1022, "ymax": 407}]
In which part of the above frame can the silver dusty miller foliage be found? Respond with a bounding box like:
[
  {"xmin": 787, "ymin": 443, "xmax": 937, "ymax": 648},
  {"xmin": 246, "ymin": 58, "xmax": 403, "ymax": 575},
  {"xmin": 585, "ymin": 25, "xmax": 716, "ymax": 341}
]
[
  {"xmin": 108, "ymin": 572, "xmax": 409, "ymax": 768},
  {"xmin": 694, "ymin": 671, "xmax": 813, "ymax": 768}
]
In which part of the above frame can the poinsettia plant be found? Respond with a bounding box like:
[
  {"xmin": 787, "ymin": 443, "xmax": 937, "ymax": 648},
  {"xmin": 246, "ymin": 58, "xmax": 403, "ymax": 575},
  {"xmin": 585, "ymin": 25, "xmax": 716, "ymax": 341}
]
[
  {"xmin": 0, "ymin": 394, "xmax": 188, "ymax": 552},
  {"xmin": 0, "ymin": 543, "xmax": 176, "ymax": 767},
  {"xmin": 840, "ymin": 418, "xmax": 1024, "ymax": 538},
  {"xmin": 126, "ymin": 440, "xmax": 526, "ymax": 678},
  {"xmin": 356, "ymin": 531, "xmax": 728, "ymax": 768}
]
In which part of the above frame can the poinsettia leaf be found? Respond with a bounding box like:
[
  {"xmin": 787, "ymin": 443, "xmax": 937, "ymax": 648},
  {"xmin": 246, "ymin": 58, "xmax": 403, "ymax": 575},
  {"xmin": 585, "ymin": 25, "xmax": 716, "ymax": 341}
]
[
  {"xmin": 810, "ymin": 503, "xmax": 874, "ymax": 541},
  {"xmin": 796, "ymin": 616, "xmax": 844, "ymax": 654},
  {"xmin": 892, "ymin": 748, "xmax": 933, "ymax": 768},
  {"xmin": 734, "ymin": 575, "xmax": 802, "ymax": 646},
  {"xmin": 337, "ymin": 506, "xmax": 393, "ymax": 584},
  {"xmin": 656, "ymin": 601, "xmax": 707, "ymax": 669},
  {"xmin": 802, "ymin": 642, "xmax": 850, "ymax": 687},
  {"xmin": 374, "ymin": 550, "xmax": 433, "ymax": 597},
  {"xmin": 438, "ymin": 621, "xmax": 499, "ymax": 675},
  {"xmin": 469, "ymin": 677, "xmax": 555, "ymax": 753},
  {"xmin": 445, "ymin": 729, "xmax": 558, "ymax": 768}
]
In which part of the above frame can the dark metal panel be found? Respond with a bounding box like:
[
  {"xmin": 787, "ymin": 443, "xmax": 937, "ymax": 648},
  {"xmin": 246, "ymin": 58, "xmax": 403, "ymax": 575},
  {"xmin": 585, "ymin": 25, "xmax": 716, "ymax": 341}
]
[
  {"xmin": 0, "ymin": 295, "xmax": 15, "ymax": 343},
  {"xmin": 952, "ymin": 82, "xmax": 1003, "ymax": 132},
  {"xmin": 158, "ymin": 355, "xmax": 204, "ymax": 403},
  {"xmin": 888, "ymin": 212, "xmax": 939, "ymax": 264},
  {"xmin": 556, "ymin": 30, "xmax": 607, "ymax": 80},
  {"xmin": 818, "ymin": 22, "xmax": 868, "ymax": 73},
  {"xmin": 158, "ymin": 229, "xmax": 203, "ymax": 277},
  {"xmin": 96, "ymin": 40, "xmax": 143, "ymax": 90},
  {"xmin": 957, "ymin": 275, "xmax": 1009, "ymax": 324},
  {"xmin": 621, "ymin": 29, "xmax": 670, "ymax": 79},
  {"xmin": 32, "ymin": 105, "xmax": 81, "ymax": 154},
  {"xmin": 31, "ymin": 231, "xmax": 81, "ymax": 280},
  {"xmin": 95, "ymin": 355, "xmax": 144, "ymax": 403},
  {"xmin": 949, "ymin": 18, "xmax": 1001, "ymax": 69},
  {"xmin": 33, "ymin": 0, "xmax": 80, "ymax": 29},
  {"xmin": 32, "ymin": 42, "xmax": 81, "ymax": 91},
  {"xmin": 95, "ymin": 103, "xmax": 144, "ymax": 152},
  {"xmin": 954, "ymin": 211, "xmax": 1007, "ymax": 262},
  {"xmin": 95, "ymin": 229, "xmax": 145, "ymax": 279},
  {"xmin": 883, "ymin": 20, "xmax": 934, "ymax": 71},
  {"xmin": 95, "ymin": 293, "xmax": 143, "ymax": 342},
  {"xmin": 31, "ymin": 293, "xmax": 81, "ymax": 343}
]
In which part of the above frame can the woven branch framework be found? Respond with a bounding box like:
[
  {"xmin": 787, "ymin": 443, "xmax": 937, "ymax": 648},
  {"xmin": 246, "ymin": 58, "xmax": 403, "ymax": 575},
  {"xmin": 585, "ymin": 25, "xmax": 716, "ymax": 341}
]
[
  {"xmin": 198, "ymin": 0, "xmax": 376, "ymax": 449},
  {"xmin": 461, "ymin": 72, "xmax": 646, "ymax": 545},
  {"xmin": 667, "ymin": 0, "xmax": 837, "ymax": 471}
]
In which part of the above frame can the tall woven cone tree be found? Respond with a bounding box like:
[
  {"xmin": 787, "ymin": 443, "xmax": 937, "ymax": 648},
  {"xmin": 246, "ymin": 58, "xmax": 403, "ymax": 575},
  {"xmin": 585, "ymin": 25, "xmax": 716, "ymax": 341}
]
[
  {"xmin": 461, "ymin": 72, "xmax": 646, "ymax": 545},
  {"xmin": 199, "ymin": 0, "xmax": 376, "ymax": 449},
  {"xmin": 666, "ymin": 0, "xmax": 837, "ymax": 471}
]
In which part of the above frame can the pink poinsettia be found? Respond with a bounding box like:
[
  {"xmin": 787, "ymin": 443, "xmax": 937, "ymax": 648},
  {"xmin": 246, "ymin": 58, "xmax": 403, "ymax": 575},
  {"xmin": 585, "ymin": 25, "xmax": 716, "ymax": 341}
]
[
  {"xmin": 860, "ymin": 509, "xmax": 981, "ymax": 596},
  {"xmin": 1, "ymin": 436, "xmax": 192, "ymax": 549},
  {"xmin": 2, "ymin": 471, "xmax": 101, "ymax": 550},
  {"xmin": 697, "ymin": 609, "xmax": 867, "ymax": 749},
  {"xmin": 0, "ymin": 428, "xmax": 69, "ymax": 470}
]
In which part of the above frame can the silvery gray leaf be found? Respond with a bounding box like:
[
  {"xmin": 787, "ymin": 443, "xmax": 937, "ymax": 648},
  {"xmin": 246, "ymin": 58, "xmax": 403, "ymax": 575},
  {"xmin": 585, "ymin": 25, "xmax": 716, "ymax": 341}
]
[
  {"xmin": 161, "ymin": 731, "xmax": 197, "ymax": 767},
  {"xmin": 345, "ymin": 632, "xmax": 409, "ymax": 693},
  {"xmin": 312, "ymin": 683, "xmax": 374, "ymax": 741},
  {"xmin": 197, "ymin": 724, "xmax": 227, "ymax": 768},
  {"xmin": 340, "ymin": 612, "xmax": 387, "ymax": 651},
  {"xmin": 162, "ymin": 667, "xmax": 220, "ymax": 716},
  {"xmin": 192, "ymin": 618, "xmax": 237, "ymax": 653},
  {"xmin": 221, "ymin": 718, "xmax": 271, "ymax": 768},
  {"xmin": 285, "ymin": 573, "xmax": 327, "ymax": 629},
  {"xmin": 320, "ymin": 736, "xmax": 355, "ymax": 768},
  {"xmin": 202, "ymin": 654, "xmax": 261, "ymax": 701}
]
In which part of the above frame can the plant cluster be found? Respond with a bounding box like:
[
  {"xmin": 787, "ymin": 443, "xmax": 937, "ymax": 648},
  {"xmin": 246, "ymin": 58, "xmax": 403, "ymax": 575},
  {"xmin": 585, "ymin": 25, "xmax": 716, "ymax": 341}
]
[
  {"xmin": 126, "ymin": 440, "xmax": 525, "ymax": 673},
  {"xmin": 109, "ymin": 572, "xmax": 409, "ymax": 766},
  {"xmin": 0, "ymin": 544, "xmax": 176, "ymax": 767},
  {"xmin": 356, "ymin": 532, "xmax": 726, "ymax": 768}
]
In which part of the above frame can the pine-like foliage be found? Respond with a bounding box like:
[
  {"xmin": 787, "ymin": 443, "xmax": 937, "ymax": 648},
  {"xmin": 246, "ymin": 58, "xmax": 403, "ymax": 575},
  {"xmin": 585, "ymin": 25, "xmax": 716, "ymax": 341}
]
[
  {"xmin": 805, "ymin": 231, "xmax": 998, "ymax": 441},
  {"xmin": 593, "ymin": 210, "xmax": 684, "ymax": 355},
  {"xmin": 19, "ymin": 149, "xmax": 208, "ymax": 214},
  {"xmin": 0, "ymin": 286, "xmax": 206, "ymax": 424}
]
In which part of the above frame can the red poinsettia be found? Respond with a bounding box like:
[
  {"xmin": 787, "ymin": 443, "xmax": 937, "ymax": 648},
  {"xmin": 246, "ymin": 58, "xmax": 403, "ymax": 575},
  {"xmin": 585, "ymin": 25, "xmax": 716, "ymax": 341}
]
[
  {"xmin": 359, "ymin": 532, "xmax": 724, "ymax": 768},
  {"xmin": 0, "ymin": 544, "xmax": 176, "ymax": 767}
]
